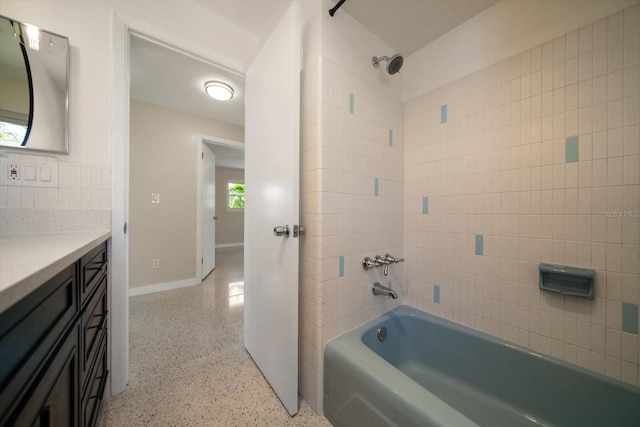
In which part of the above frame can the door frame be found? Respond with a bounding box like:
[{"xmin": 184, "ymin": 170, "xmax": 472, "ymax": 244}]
[
  {"xmin": 111, "ymin": 13, "xmax": 246, "ymax": 395},
  {"xmin": 195, "ymin": 134, "xmax": 245, "ymax": 281}
]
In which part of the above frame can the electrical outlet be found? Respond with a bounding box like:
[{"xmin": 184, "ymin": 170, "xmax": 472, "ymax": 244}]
[
  {"xmin": 152, "ymin": 259, "xmax": 160, "ymax": 269},
  {"xmin": 8, "ymin": 164, "xmax": 19, "ymax": 180}
]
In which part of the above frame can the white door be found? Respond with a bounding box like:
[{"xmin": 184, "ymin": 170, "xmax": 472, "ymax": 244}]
[
  {"xmin": 202, "ymin": 144, "xmax": 216, "ymax": 279},
  {"xmin": 244, "ymin": 1, "xmax": 300, "ymax": 416}
]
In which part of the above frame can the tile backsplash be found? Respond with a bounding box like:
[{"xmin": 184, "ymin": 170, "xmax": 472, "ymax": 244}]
[
  {"xmin": 0, "ymin": 152, "xmax": 110, "ymax": 233},
  {"xmin": 405, "ymin": 6, "xmax": 640, "ymax": 386}
]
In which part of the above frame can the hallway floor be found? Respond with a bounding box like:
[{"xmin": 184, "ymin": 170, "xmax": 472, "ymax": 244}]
[{"xmin": 98, "ymin": 248, "xmax": 331, "ymax": 426}]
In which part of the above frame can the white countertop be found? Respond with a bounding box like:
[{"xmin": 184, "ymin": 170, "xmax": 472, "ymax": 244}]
[{"xmin": 0, "ymin": 231, "xmax": 111, "ymax": 314}]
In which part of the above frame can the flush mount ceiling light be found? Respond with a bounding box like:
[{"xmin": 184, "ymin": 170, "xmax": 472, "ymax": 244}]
[{"xmin": 204, "ymin": 81, "xmax": 234, "ymax": 101}]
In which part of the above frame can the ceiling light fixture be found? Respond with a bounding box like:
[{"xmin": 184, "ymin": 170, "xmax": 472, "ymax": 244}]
[{"xmin": 204, "ymin": 81, "xmax": 234, "ymax": 101}]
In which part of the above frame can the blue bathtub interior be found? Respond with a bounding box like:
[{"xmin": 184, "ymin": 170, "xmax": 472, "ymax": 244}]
[{"xmin": 325, "ymin": 305, "xmax": 640, "ymax": 427}]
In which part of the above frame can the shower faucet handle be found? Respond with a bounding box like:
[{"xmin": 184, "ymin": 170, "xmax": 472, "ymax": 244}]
[
  {"xmin": 362, "ymin": 257, "xmax": 376, "ymax": 270},
  {"xmin": 384, "ymin": 254, "xmax": 404, "ymax": 264},
  {"xmin": 374, "ymin": 255, "xmax": 389, "ymax": 265}
]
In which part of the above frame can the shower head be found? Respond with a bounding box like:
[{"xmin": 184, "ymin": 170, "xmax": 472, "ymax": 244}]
[{"xmin": 372, "ymin": 54, "xmax": 403, "ymax": 75}]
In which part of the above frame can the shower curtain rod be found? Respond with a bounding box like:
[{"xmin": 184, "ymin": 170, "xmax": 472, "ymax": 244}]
[{"xmin": 329, "ymin": 0, "xmax": 347, "ymax": 17}]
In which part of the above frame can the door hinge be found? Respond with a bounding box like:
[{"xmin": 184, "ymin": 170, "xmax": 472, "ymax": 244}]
[
  {"xmin": 201, "ymin": 257, "xmax": 203, "ymax": 264},
  {"xmin": 202, "ymin": 152, "xmax": 204, "ymax": 159},
  {"xmin": 124, "ymin": 222, "xmax": 127, "ymax": 234}
]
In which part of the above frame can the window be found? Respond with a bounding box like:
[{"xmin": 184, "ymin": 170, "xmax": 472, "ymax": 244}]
[
  {"xmin": 228, "ymin": 182, "xmax": 245, "ymax": 210},
  {"xmin": 0, "ymin": 121, "xmax": 27, "ymax": 146}
]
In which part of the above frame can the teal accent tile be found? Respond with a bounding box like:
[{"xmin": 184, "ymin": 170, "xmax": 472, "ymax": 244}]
[
  {"xmin": 339, "ymin": 256, "xmax": 345, "ymax": 278},
  {"xmin": 434, "ymin": 285, "xmax": 440, "ymax": 304},
  {"xmin": 622, "ymin": 303, "xmax": 638, "ymax": 335},
  {"xmin": 475, "ymin": 234, "xmax": 484, "ymax": 255},
  {"xmin": 349, "ymin": 93, "xmax": 355, "ymax": 114},
  {"xmin": 388, "ymin": 129, "xmax": 394, "ymax": 147},
  {"xmin": 440, "ymin": 104, "xmax": 447, "ymax": 124},
  {"xmin": 374, "ymin": 177, "xmax": 379, "ymax": 196},
  {"xmin": 422, "ymin": 197, "xmax": 429, "ymax": 214},
  {"xmin": 566, "ymin": 135, "xmax": 579, "ymax": 163}
]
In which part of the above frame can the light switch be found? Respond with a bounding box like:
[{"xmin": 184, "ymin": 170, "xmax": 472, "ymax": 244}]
[
  {"xmin": 151, "ymin": 193, "xmax": 160, "ymax": 204},
  {"xmin": 40, "ymin": 167, "xmax": 52, "ymax": 182},
  {"xmin": 24, "ymin": 166, "xmax": 36, "ymax": 181}
]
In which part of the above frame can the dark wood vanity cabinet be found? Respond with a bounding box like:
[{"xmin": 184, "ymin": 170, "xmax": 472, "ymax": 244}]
[{"xmin": 0, "ymin": 239, "xmax": 109, "ymax": 427}]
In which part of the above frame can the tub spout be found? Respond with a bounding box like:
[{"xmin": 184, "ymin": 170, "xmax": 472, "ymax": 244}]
[{"xmin": 372, "ymin": 282, "xmax": 398, "ymax": 299}]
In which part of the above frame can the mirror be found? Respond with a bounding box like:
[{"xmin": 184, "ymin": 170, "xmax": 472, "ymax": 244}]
[{"xmin": 0, "ymin": 15, "xmax": 68, "ymax": 153}]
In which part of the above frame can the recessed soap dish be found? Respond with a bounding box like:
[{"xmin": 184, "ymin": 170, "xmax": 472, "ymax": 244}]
[{"xmin": 539, "ymin": 263, "xmax": 595, "ymax": 299}]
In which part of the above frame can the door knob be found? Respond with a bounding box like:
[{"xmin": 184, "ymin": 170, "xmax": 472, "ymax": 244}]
[
  {"xmin": 214, "ymin": 216, "xmax": 219, "ymax": 220},
  {"xmin": 273, "ymin": 225, "xmax": 290, "ymax": 237}
]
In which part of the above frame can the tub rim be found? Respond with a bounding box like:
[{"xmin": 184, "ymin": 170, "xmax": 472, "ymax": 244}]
[{"xmin": 365, "ymin": 305, "xmax": 640, "ymax": 395}]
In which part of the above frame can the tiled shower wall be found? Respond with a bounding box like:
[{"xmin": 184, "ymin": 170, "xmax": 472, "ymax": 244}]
[
  {"xmin": 0, "ymin": 152, "xmax": 111, "ymax": 233},
  {"xmin": 299, "ymin": 55, "xmax": 404, "ymax": 412},
  {"xmin": 405, "ymin": 6, "xmax": 640, "ymax": 386}
]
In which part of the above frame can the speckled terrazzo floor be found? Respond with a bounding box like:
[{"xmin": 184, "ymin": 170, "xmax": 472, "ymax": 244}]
[{"xmin": 98, "ymin": 248, "xmax": 331, "ymax": 427}]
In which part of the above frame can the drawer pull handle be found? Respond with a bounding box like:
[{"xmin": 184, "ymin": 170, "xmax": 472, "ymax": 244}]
[
  {"xmin": 87, "ymin": 310, "xmax": 109, "ymax": 330},
  {"xmin": 89, "ymin": 369, "xmax": 109, "ymax": 400},
  {"xmin": 85, "ymin": 260, "xmax": 107, "ymax": 272}
]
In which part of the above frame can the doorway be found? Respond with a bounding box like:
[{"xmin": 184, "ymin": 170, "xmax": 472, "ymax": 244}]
[
  {"xmin": 197, "ymin": 136, "xmax": 245, "ymax": 281},
  {"xmin": 127, "ymin": 34, "xmax": 245, "ymax": 297},
  {"xmin": 111, "ymin": 6, "xmax": 301, "ymax": 411}
]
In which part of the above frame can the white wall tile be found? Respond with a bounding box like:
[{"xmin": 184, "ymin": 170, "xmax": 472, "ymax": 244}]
[
  {"xmin": 593, "ymin": 18, "xmax": 608, "ymax": 50},
  {"xmin": 80, "ymin": 167, "xmax": 91, "ymax": 190},
  {"xmin": 69, "ymin": 165, "xmax": 81, "ymax": 188},
  {"xmin": 624, "ymin": 36, "xmax": 639, "ymax": 68},
  {"xmin": 580, "ymin": 24, "xmax": 593, "ymax": 54},
  {"xmin": 20, "ymin": 187, "xmax": 33, "ymax": 208}
]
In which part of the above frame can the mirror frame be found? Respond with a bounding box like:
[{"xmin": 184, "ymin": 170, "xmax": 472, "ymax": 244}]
[{"xmin": 0, "ymin": 14, "xmax": 69, "ymax": 154}]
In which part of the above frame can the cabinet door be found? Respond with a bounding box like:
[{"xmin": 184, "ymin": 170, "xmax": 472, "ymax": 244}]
[
  {"xmin": 10, "ymin": 324, "xmax": 79, "ymax": 427},
  {"xmin": 0, "ymin": 264, "xmax": 78, "ymax": 424}
]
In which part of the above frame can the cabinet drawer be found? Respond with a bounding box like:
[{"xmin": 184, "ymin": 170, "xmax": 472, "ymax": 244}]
[
  {"xmin": 0, "ymin": 264, "xmax": 78, "ymax": 424},
  {"xmin": 81, "ymin": 331, "xmax": 107, "ymax": 427},
  {"xmin": 80, "ymin": 274, "xmax": 108, "ymax": 390},
  {"xmin": 9, "ymin": 321, "xmax": 79, "ymax": 427},
  {"xmin": 80, "ymin": 242, "xmax": 108, "ymax": 306}
]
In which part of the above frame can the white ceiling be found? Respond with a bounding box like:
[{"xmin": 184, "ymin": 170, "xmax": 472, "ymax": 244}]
[
  {"xmin": 130, "ymin": 35, "xmax": 245, "ymax": 127},
  {"xmin": 338, "ymin": 0, "xmax": 500, "ymax": 56},
  {"xmin": 130, "ymin": 36, "xmax": 246, "ymax": 168},
  {"xmin": 196, "ymin": 0, "xmax": 500, "ymax": 56},
  {"xmin": 130, "ymin": 0, "xmax": 500, "ymax": 168},
  {"xmin": 204, "ymin": 141, "xmax": 245, "ymax": 169}
]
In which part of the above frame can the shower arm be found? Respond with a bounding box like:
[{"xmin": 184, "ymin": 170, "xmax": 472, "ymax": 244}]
[
  {"xmin": 372, "ymin": 56, "xmax": 391, "ymax": 67},
  {"xmin": 329, "ymin": 0, "xmax": 347, "ymax": 17}
]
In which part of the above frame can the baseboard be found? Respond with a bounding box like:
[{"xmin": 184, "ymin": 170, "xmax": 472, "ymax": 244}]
[
  {"xmin": 215, "ymin": 242, "xmax": 244, "ymax": 249},
  {"xmin": 129, "ymin": 278, "xmax": 199, "ymax": 297}
]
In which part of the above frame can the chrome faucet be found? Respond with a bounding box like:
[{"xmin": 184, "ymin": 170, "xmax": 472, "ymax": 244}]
[
  {"xmin": 384, "ymin": 253, "xmax": 404, "ymax": 264},
  {"xmin": 372, "ymin": 282, "xmax": 398, "ymax": 299},
  {"xmin": 362, "ymin": 254, "xmax": 405, "ymax": 275},
  {"xmin": 362, "ymin": 257, "xmax": 377, "ymax": 270},
  {"xmin": 374, "ymin": 255, "xmax": 390, "ymax": 275}
]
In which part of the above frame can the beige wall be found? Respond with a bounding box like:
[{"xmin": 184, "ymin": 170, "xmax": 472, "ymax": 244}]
[
  {"xmin": 215, "ymin": 166, "xmax": 244, "ymax": 246},
  {"xmin": 129, "ymin": 100, "xmax": 244, "ymax": 288}
]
